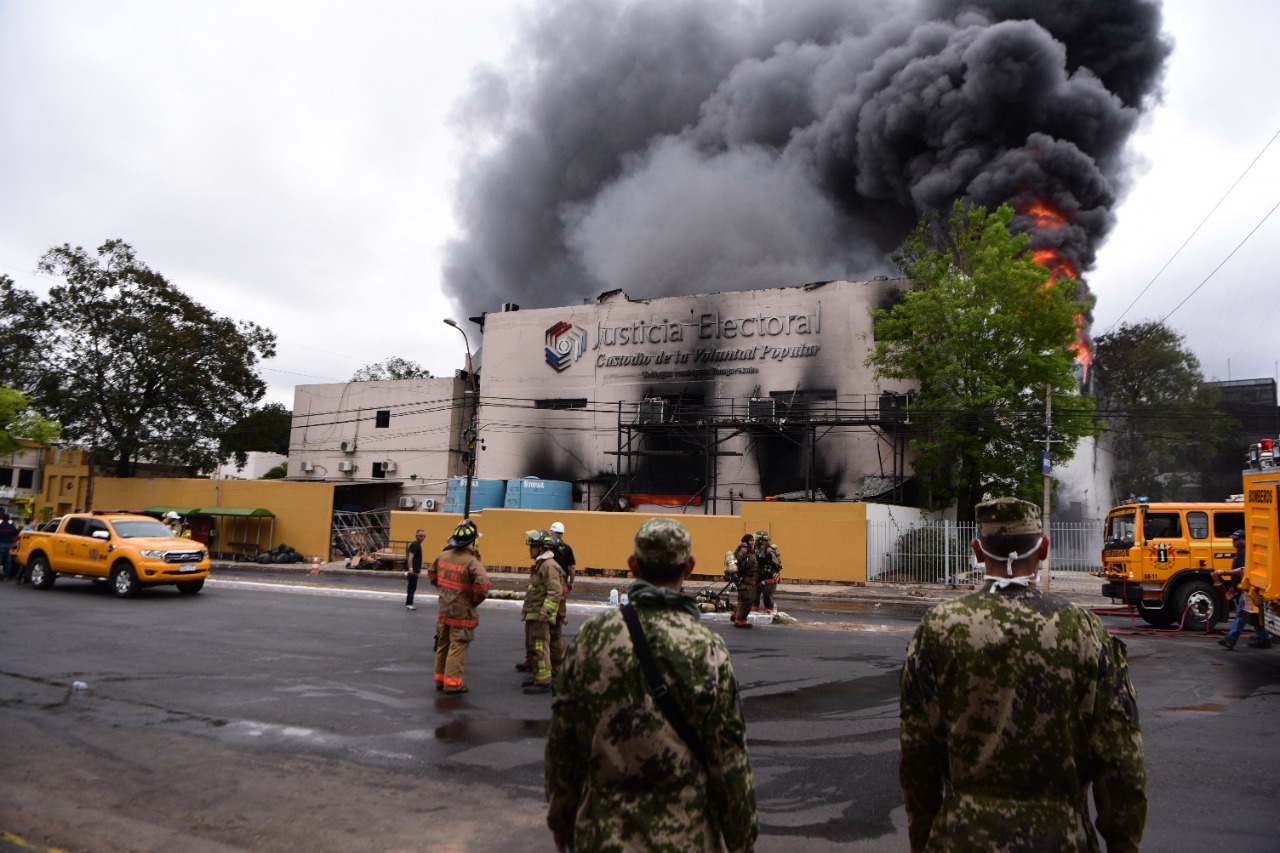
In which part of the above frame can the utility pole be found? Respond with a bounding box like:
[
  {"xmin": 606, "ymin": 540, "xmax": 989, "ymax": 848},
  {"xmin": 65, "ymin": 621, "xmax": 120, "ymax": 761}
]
[
  {"xmin": 1042, "ymin": 386, "xmax": 1052, "ymax": 591},
  {"xmin": 444, "ymin": 318, "xmax": 478, "ymax": 519}
]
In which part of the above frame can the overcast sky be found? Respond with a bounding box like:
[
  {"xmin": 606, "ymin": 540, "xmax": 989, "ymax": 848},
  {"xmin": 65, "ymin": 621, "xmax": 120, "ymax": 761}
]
[{"xmin": 2, "ymin": 0, "xmax": 1277, "ymax": 408}]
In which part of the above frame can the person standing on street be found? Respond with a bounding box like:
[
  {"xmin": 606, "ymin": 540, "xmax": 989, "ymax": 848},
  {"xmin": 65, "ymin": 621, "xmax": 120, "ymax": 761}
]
[
  {"xmin": 731, "ymin": 533, "xmax": 757, "ymax": 629},
  {"xmin": 521, "ymin": 529, "xmax": 564, "ymax": 695},
  {"xmin": 1214, "ymin": 529, "xmax": 1272, "ymax": 650},
  {"xmin": 900, "ymin": 497, "xmax": 1146, "ymax": 852},
  {"xmin": 752, "ymin": 530, "xmax": 783, "ymax": 614},
  {"xmin": 0, "ymin": 514, "xmax": 17, "ymax": 581},
  {"xmin": 428, "ymin": 520, "xmax": 490, "ymax": 695},
  {"xmin": 549, "ymin": 521, "xmax": 577, "ymax": 590},
  {"xmin": 405, "ymin": 529, "xmax": 425, "ymax": 610},
  {"xmin": 548, "ymin": 520, "xmax": 575, "ymax": 671},
  {"xmin": 545, "ymin": 518, "xmax": 758, "ymax": 853}
]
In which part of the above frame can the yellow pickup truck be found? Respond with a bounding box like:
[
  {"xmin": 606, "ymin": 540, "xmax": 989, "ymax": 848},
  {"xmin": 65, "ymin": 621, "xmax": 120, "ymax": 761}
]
[{"xmin": 17, "ymin": 512, "xmax": 211, "ymax": 597}]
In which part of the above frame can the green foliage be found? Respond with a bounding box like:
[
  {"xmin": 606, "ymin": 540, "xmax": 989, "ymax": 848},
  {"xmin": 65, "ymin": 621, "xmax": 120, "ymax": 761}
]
[
  {"xmin": 866, "ymin": 202, "xmax": 1097, "ymax": 519},
  {"xmin": 14, "ymin": 240, "xmax": 277, "ymax": 476},
  {"xmin": 220, "ymin": 402, "xmax": 293, "ymax": 468},
  {"xmin": 0, "ymin": 275, "xmax": 49, "ymax": 391},
  {"xmin": 888, "ymin": 524, "xmax": 974, "ymax": 584},
  {"xmin": 351, "ymin": 357, "xmax": 432, "ymax": 381},
  {"xmin": 1092, "ymin": 320, "xmax": 1233, "ymax": 500},
  {"xmin": 261, "ymin": 462, "xmax": 288, "ymax": 480},
  {"xmin": 0, "ymin": 386, "xmax": 61, "ymax": 453}
]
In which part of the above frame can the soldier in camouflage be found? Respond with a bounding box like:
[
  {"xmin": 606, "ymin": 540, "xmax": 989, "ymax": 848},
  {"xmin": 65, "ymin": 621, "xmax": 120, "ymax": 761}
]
[
  {"xmin": 545, "ymin": 518, "xmax": 758, "ymax": 853},
  {"xmin": 899, "ymin": 497, "xmax": 1146, "ymax": 853},
  {"xmin": 427, "ymin": 519, "xmax": 490, "ymax": 695}
]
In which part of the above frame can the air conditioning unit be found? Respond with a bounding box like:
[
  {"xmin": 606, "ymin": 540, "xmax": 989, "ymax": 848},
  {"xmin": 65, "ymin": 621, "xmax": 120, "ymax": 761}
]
[
  {"xmin": 383, "ymin": 460, "xmax": 397, "ymax": 474},
  {"xmin": 397, "ymin": 496, "xmax": 417, "ymax": 509},
  {"xmin": 423, "ymin": 498, "xmax": 438, "ymax": 512},
  {"xmin": 337, "ymin": 461, "xmax": 355, "ymax": 473},
  {"xmin": 339, "ymin": 440, "xmax": 356, "ymax": 453},
  {"xmin": 300, "ymin": 461, "xmax": 315, "ymax": 473},
  {"xmin": 637, "ymin": 399, "xmax": 665, "ymax": 424}
]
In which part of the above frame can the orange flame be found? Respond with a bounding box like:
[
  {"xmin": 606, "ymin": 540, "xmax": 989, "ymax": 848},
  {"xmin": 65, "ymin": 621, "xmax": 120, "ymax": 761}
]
[{"xmin": 1024, "ymin": 202, "xmax": 1091, "ymax": 386}]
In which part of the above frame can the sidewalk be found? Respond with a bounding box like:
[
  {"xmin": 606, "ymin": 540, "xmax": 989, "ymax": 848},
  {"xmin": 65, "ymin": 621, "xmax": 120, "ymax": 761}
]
[{"xmin": 213, "ymin": 559, "xmax": 1104, "ymax": 611}]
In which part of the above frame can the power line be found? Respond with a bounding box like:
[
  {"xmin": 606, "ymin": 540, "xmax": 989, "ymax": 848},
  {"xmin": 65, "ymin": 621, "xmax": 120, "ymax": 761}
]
[
  {"xmin": 1103, "ymin": 127, "xmax": 1280, "ymax": 335},
  {"xmin": 1159, "ymin": 196, "xmax": 1280, "ymax": 324}
]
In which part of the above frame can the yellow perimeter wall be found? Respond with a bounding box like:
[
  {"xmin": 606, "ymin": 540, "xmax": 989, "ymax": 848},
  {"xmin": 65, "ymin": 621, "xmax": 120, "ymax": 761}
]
[
  {"xmin": 94, "ymin": 478, "xmax": 337, "ymax": 559},
  {"xmin": 390, "ymin": 500, "xmax": 869, "ymax": 584}
]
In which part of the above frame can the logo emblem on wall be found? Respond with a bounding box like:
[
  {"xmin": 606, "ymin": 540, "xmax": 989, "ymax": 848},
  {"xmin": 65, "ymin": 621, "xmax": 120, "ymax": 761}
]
[{"xmin": 545, "ymin": 321, "xmax": 587, "ymax": 372}]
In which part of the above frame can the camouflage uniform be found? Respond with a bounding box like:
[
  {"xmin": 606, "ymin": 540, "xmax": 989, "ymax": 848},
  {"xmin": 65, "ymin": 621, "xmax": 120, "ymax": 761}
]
[
  {"xmin": 428, "ymin": 543, "xmax": 490, "ymax": 693},
  {"xmin": 899, "ymin": 499, "xmax": 1146, "ymax": 852},
  {"xmin": 523, "ymin": 547, "xmax": 565, "ymax": 687},
  {"xmin": 545, "ymin": 518, "xmax": 758, "ymax": 852}
]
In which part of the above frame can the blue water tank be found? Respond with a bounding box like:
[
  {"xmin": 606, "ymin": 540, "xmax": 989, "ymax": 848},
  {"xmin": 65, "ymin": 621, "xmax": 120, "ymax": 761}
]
[
  {"xmin": 504, "ymin": 477, "xmax": 573, "ymax": 510},
  {"xmin": 444, "ymin": 478, "xmax": 506, "ymax": 513}
]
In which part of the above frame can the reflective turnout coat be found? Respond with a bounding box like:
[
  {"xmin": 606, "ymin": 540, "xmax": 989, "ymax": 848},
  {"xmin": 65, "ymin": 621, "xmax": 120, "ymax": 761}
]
[
  {"xmin": 428, "ymin": 546, "xmax": 490, "ymax": 629},
  {"xmin": 522, "ymin": 550, "xmax": 564, "ymax": 623}
]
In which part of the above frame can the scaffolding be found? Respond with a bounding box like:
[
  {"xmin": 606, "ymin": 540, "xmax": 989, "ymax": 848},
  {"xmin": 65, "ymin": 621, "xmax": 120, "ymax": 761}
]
[
  {"xmin": 331, "ymin": 509, "xmax": 390, "ymax": 558},
  {"xmin": 603, "ymin": 392, "xmax": 911, "ymax": 513}
]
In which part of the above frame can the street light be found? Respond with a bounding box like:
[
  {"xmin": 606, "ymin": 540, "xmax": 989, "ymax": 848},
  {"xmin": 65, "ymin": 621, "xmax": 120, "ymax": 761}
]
[{"xmin": 443, "ymin": 318, "xmax": 478, "ymax": 519}]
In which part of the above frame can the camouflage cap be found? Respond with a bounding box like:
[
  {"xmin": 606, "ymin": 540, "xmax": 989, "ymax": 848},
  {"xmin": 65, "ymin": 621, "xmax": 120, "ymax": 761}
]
[
  {"xmin": 975, "ymin": 497, "xmax": 1042, "ymax": 537},
  {"xmin": 634, "ymin": 517, "xmax": 692, "ymax": 567}
]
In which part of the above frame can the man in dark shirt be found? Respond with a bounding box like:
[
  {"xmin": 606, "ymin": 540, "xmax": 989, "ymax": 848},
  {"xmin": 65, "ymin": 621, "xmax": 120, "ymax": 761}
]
[
  {"xmin": 0, "ymin": 514, "xmax": 17, "ymax": 581},
  {"xmin": 405, "ymin": 529, "xmax": 425, "ymax": 611}
]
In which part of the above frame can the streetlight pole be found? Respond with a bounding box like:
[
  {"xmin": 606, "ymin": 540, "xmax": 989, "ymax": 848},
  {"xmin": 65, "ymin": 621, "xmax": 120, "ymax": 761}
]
[{"xmin": 443, "ymin": 318, "xmax": 478, "ymax": 519}]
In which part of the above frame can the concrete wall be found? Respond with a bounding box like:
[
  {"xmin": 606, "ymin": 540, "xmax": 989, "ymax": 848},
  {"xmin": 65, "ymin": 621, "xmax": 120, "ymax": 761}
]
[
  {"xmin": 289, "ymin": 376, "xmax": 467, "ymax": 509},
  {"xmin": 95, "ymin": 478, "xmax": 336, "ymax": 559},
  {"xmin": 390, "ymin": 500, "xmax": 869, "ymax": 583}
]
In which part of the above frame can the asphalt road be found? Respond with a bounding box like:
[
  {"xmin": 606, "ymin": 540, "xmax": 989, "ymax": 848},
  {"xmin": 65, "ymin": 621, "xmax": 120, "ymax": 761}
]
[{"xmin": 1, "ymin": 573, "xmax": 1277, "ymax": 852}]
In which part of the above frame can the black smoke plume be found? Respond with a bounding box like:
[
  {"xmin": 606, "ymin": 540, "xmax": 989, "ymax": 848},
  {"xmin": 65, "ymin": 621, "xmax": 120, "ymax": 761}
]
[{"xmin": 443, "ymin": 0, "xmax": 1170, "ymax": 316}]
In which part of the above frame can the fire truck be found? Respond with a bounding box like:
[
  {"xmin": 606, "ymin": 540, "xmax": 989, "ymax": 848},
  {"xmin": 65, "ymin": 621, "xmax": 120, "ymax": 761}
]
[
  {"xmin": 1240, "ymin": 438, "xmax": 1280, "ymax": 638},
  {"xmin": 1093, "ymin": 498, "xmax": 1243, "ymax": 631}
]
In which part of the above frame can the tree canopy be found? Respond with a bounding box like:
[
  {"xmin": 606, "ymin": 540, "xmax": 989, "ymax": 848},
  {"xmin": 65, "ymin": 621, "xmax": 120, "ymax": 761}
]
[
  {"xmin": 0, "ymin": 386, "xmax": 61, "ymax": 454},
  {"xmin": 1092, "ymin": 320, "xmax": 1232, "ymax": 501},
  {"xmin": 351, "ymin": 357, "xmax": 432, "ymax": 381},
  {"xmin": 12, "ymin": 240, "xmax": 277, "ymax": 476},
  {"xmin": 866, "ymin": 202, "xmax": 1097, "ymax": 520},
  {"xmin": 219, "ymin": 402, "xmax": 293, "ymax": 469}
]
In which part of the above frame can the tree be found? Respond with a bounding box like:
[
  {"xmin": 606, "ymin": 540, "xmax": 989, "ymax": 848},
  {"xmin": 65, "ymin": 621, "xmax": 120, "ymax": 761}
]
[
  {"xmin": 219, "ymin": 402, "xmax": 293, "ymax": 469},
  {"xmin": 261, "ymin": 462, "xmax": 288, "ymax": 480},
  {"xmin": 351, "ymin": 357, "xmax": 432, "ymax": 381},
  {"xmin": 1092, "ymin": 320, "xmax": 1233, "ymax": 501},
  {"xmin": 866, "ymin": 202, "xmax": 1097, "ymax": 520},
  {"xmin": 0, "ymin": 386, "xmax": 61, "ymax": 453},
  {"xmin": 17, "ymin": 240, "xmax": 277, "ymax": 476},
  {"xmin": 0, "ymin": 275, "xmax": 49, "ymax": 392}
]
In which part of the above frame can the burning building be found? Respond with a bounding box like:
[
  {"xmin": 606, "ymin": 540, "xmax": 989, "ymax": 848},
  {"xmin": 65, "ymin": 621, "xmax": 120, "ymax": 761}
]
[{"xmin": 474, "ymin": 279, "xmax": 913, "ymax": 511}]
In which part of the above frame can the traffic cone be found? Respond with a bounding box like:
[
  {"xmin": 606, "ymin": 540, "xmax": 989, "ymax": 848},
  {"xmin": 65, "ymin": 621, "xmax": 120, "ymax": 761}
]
[{"xmin": 310, "ymin": 555, "xmax": 321, "ymax": 575}]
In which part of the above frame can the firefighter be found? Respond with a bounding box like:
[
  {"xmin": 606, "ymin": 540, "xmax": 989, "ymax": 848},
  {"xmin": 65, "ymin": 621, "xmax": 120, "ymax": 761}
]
[
  {"xmin": 753, "ymin": 530, "xmax": 783, "ymax": 615},
  {"xmin": 731, "ymin": 534, "xmax": 757, "ymax": 629},
  {"xmin": 427, "ymin": 520, "xmax": 490, "ymax": 695},
  {"xmin": 521, "ymin": 529, "xmax": 565, "ymax": 695}
]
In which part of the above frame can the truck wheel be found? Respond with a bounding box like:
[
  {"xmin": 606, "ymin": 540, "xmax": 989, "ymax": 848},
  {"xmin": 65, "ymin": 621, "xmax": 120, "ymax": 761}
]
[
  {"xmin": 1174, "ymin": 580, "xmax": 1221, "ymax": 631},
  {"xmin": 177, "ymin": 579, "xmax": 204, "ymax": 595},
  {"xmin": 1139, "ymin": 605, "xmax": 1176, "ymax": 628},
  {"xmin": 111, "ymin": 564, "xmax": 141, "ymax": 598},
  {"xmin": 28, "ymin": 555, "xmax": 56, "ymax": 590}
]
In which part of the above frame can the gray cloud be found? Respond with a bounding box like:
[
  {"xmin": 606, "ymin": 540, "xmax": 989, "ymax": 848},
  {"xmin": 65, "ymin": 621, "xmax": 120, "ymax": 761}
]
[{"xmin": 444, "ymin": 0, "xmax": 1170, "ymax": 316}]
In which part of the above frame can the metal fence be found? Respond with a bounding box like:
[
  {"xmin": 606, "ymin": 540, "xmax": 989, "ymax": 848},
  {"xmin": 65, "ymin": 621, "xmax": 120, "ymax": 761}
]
[{"xmin": 867, "ymin": 520, "xmax": 1104, "ymax": 586}]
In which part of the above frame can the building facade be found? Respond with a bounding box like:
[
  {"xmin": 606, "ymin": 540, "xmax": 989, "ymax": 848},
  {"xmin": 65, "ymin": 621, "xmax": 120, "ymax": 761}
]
[
  {"xmin": 287, "ymin": 376, "xmax": 470, "ymax": 511},
  {"xmin": 477, "ymin": 279, "xmax": 915, "ymax": 514}
]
